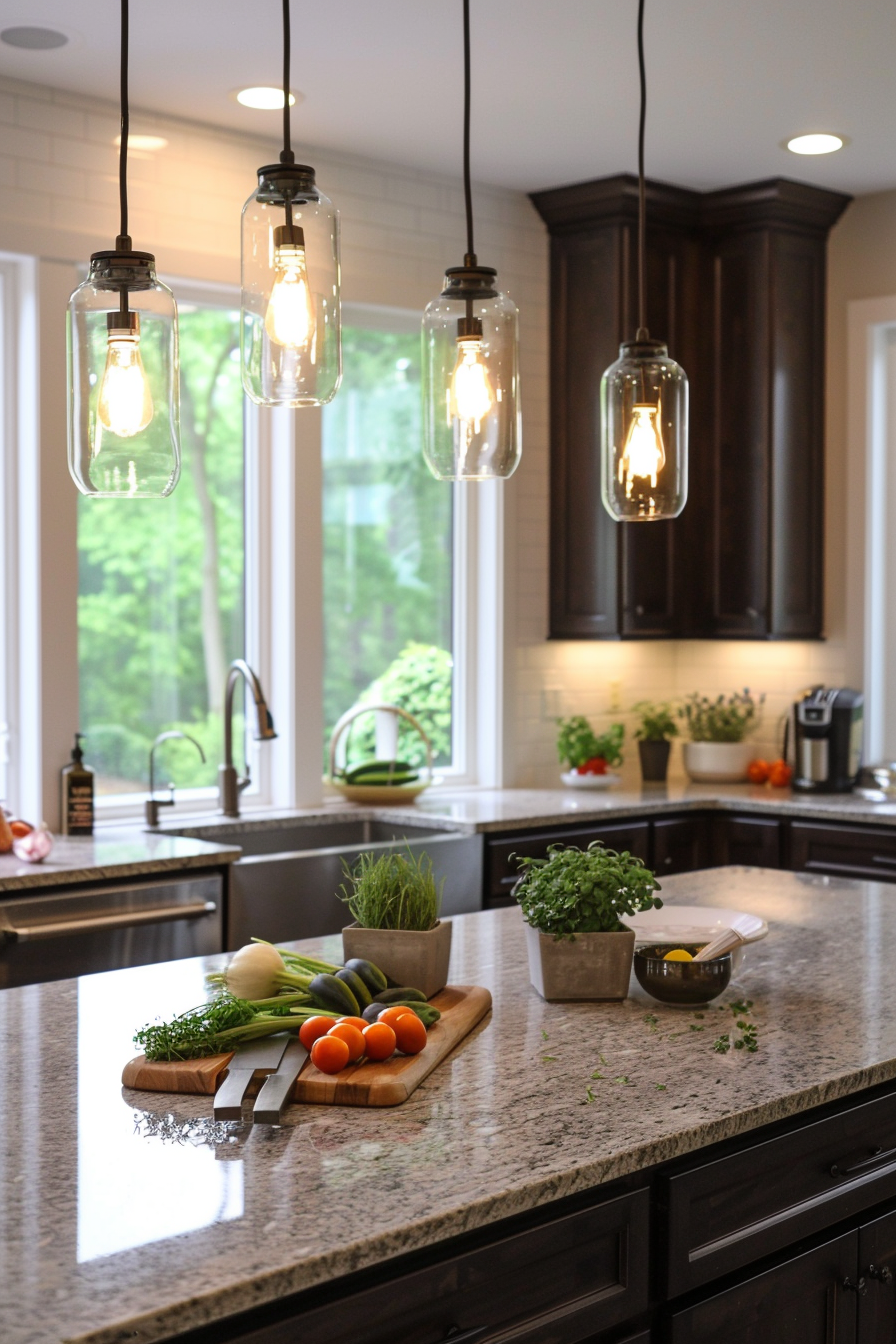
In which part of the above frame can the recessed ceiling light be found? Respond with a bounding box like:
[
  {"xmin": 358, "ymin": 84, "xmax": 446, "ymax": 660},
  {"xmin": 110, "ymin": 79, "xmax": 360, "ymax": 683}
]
[
  {"xmin": 235, "ymin": 86, "xmax": 299, "ymax": 110},
  {"xmin": 1, "ymin": 25, "xmax": 68, "ymax": 49},
  {"xmin": 785, "ymin": 133, "xmax": 846, "ymax": 156},
  {"xmin": 113, "ymin": 134, "xmax": 168, "ymax": 152}
]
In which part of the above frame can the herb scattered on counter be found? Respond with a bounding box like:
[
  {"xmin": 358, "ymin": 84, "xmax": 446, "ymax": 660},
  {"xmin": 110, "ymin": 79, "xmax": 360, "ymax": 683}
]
[
  {"xmin": 713, "ymin": 999, "xmax": 759, "ymax": 1054},
  {"xmin": 655, "ymin": 1084, "xmax": 667, "ymax": 1091},
  {"xmin": 644, "ymin": 1013, "xmax": 659, "ymax": 1032},
  {"xmin": 591, "ymin": 1070, "xmax": 605, "ymax": 1079},
  {"xmin": 614, "ymin": 1075, "xmax": 635, "ymax": 1086},
  {"xmin": 582, "ymin": 1086, "xmax": 597, "ymax": 1105},
  {"xmin": 689, "ymin": 1024, "xmax": 705, "ymax": 1033},
  {"xmin": 598, "ymin": 1052, "xmax": 608, "ymax": 1065},
  {"xmin": 541, "ymin": 1029, "xmax": 549, "ymax": 1040},
  {"xmin": 542, "ymin": 1054, "xmax": 557, "ymax": 1063},
  {"xmin": 713, "ymin": 1034, "xmax": 732, "ymax": 1054}
]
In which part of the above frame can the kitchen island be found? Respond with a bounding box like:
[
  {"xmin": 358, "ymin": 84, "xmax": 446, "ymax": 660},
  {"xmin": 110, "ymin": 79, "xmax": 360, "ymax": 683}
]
[{"xmin": 4, "ymin": 866, "xmax": 896, "ymax": 1343}]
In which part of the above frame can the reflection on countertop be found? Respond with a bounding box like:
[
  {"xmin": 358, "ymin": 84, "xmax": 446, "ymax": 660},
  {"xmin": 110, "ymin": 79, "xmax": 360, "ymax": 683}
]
[{"xmin": 4, "ymin": 868, "xmax": 896, "ymax": 1343}]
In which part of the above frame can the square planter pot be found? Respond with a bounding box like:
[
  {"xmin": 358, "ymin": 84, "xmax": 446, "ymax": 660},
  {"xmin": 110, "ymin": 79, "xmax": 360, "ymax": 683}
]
[
  {"xmin": 524, "ymin": 922, "xmax": 635, "ymax": 1001},
  {"xmin": 682, "ymin": 740, "xmax": 754, "ymax": 783},
  {"xmin": 342, "ymin": 920, "xmax": 452, "ymax": 999},
  {"xmin": 638, "ymin": 738, "xmax": 671, "ymax": 782}
]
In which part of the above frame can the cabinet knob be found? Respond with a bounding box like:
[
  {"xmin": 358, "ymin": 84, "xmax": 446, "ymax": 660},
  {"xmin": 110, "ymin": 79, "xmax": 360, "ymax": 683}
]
[
  {"xmin": 867, "ymin": 1264, "xmax": 894, "ymax": 1285},
  {"xmin": 842, "ymin": 1276, "xmax": 867, "ymax": 1296},
  {"xmin": 745, "ymin": 606, "xmax": 758, "ymax": 618},
  {"xmin": 636, "ymin": 604, "xmax": 645, "ymax": 616},
  {"xmin": 664, "ymin": 856, "xmax": 673, "ymax": 866}
]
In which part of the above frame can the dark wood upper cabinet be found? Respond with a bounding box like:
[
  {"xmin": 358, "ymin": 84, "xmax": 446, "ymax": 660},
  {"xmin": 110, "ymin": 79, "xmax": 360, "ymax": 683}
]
[{"xmin": 531, "ymin": 175, "xmax": 850, "ymax": 640}]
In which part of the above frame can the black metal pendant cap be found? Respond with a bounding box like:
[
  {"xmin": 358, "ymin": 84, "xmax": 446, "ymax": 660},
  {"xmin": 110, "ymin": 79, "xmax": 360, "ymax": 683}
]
[
  {"xmin": 90, "ymin": 249, "xmax": 155, "ymax": 266},
  {"xmin": 257, "ymin": 162, "xmax": 316, "ymax": 189},
  {"xmin": 620, "ymin": 336, "xmax": 668, "ymax": 359},
  {"xmin": 441, "ymin": 264, "xmax": 499, "ymax": 301}
]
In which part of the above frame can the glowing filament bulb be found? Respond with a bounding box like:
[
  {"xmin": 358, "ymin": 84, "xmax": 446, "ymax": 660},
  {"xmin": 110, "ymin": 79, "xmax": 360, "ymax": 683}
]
[
  {"xmin": 449, "ymin": 336, "xmax": 494, "ymax": 431},
  {"xmin": 264, "ymin": 241, "xmax": 316, "ymax": 350},
  {"xmin": 619, "ymin": 402, "xmax": 665, "ymax": 497},
  {"xmin": 97, "ymin": 323, "xmax": 153, "ymax": 439}
]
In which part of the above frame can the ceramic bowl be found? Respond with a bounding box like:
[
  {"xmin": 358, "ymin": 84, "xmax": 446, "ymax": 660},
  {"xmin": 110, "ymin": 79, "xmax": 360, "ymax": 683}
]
[{"xmin": 633, "ymin": 943, "xmax": 732, "ymax": 1005}]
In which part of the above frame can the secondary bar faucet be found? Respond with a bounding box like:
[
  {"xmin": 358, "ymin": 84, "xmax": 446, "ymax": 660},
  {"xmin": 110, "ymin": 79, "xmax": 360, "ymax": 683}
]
[
  {"xmin": 145, "ymin": 730, "xmax": 206, "ymax": 828},
  {"xmin": 219, "ymin": 659, "xmax": 277, "ymax": 817}
]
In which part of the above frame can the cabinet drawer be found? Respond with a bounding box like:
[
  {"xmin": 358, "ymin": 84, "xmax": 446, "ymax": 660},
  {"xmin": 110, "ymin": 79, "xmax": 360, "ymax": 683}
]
[
  {"xmin": 723, "ymin": 816, "xmax": 781, "ymax": 868},
  {"xmin": 228, "ymin": 1189, "xmax": 649, "ymax": 1344},
  {"xmin": 669, "ymin": 1229, "xmax": 857, "ymax": 1344},
  {"xmin": 664, "ymin": 1089, "xmax": 896, "ymax": 1295},
  {"xmin": 652, "ymin": 817, "xmax": 708, "ymax": 875},
  {"xmin": 789, "ymin": 821, "xmax": 896, "ymax": 882},
  {"xmin": 485, "ymin": 823, "xmax": 651, "ymax": 900}
]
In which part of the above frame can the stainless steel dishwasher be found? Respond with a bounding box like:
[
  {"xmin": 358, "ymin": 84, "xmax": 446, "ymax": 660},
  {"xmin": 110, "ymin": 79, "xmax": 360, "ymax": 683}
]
[{"xmin": 0, "ymin": 873, "xmax": 223, "ymax": 989}]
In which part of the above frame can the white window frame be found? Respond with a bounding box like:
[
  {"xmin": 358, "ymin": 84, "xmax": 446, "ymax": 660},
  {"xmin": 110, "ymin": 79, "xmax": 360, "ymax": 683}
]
[
  {"xmin": 847, "ymin": 294, "xmax": 896, "ymax": 762},
  {"xmin": 15, "ymin": 272, "xmax": 505, "ymax": 830}
]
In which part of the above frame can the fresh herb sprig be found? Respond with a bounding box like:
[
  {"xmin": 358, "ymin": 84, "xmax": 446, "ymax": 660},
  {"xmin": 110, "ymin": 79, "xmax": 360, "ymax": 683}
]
[
  {"xmin": 556, "ymin": 716, "xmax": 625, "ymax": 769},
  {"xmin": 339, "ymin": 847, "xmax": 442, "ymax": 931},
  {"xmin": 134, "ymin": 992, "xmax": 333, "ymax": 1062}
]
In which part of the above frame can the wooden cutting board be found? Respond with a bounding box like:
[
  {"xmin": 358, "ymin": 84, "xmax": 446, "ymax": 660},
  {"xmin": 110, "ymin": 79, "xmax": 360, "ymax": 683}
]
[{"xmin": 122, "ymin": 984, "xmax": 491, "ymax": 1108}]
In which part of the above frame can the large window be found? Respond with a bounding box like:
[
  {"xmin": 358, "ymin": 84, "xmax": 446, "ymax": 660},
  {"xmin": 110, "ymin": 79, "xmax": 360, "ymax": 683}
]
[
  {"xmin": 322, "ymin": 308, "xmax": 454, "ymax": 769},
  {"xmin": 77, "ymin": 296, "xmax": 245, "ymax": 797}
]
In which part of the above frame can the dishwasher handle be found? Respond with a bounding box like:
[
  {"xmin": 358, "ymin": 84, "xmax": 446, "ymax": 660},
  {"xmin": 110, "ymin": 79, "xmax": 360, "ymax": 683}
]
[{"xmin": 1, "ymin": 900, "xmax": 218, "ymax": 943}]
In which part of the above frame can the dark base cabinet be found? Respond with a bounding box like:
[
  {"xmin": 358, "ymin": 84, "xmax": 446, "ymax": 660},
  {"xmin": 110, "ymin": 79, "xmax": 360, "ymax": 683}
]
[{"xmin": 789, "ymin": 821, "xmax": 896, "ymax": 883}]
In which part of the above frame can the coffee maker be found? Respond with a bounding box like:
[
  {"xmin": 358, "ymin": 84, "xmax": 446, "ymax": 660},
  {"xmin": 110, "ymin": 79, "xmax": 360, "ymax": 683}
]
[{"xmin": 792, "ymin": 688, "xmax": 864, "ymax": 793}]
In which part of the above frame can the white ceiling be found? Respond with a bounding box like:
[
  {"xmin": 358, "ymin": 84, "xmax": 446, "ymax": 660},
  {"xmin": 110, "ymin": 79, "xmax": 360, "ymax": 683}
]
[{"xmin": 2, "ymin": 0, "xmax": 895, "ymax": 197}]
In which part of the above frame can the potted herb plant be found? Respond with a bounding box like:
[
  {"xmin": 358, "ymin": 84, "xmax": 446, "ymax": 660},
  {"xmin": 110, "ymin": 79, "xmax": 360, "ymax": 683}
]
[
  {"xmin": 632, "ymin": 701, "xmax": 678, "ymax": 782},
  {"xmin": 513, "ymin": 841, "xmax": 662, "ymax": 1001},
  {"xmin": 679, "ymin": 689, "xmax": 765, "ymax": 782},
  {"xmin": 340, "ymin": 848, "xmax": 450, "ymax": 998},
  {"xmin": 556, "ymin": 716, "xmax": 624, "ymax": 786}
]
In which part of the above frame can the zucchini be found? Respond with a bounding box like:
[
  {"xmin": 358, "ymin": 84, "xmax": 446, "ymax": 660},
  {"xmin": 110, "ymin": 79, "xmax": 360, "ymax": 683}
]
[
  {"xmin": 361, "ymin": 1000, "xmax": 442, "ymax": 1028},
  {"xmin": 343, "ymin": 957, "xmax": 388, "ymax": 995},
  {"xmin": 335, "ymin": 967, "xmax": 372, "ymax": 1009},
  {"xmin": 308, "ymin": 973, "xmax": 359, "ymax": 1017},
  {"xmin": 373, "ymin": 986, "xmax": 428, "ymax": 1005}
]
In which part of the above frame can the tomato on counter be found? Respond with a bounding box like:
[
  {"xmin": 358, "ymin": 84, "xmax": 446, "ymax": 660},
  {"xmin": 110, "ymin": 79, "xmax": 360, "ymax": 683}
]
[
  {"xmin": 310, "ymin": 1035, "xmax": 351, "ymax": 1074},
  {"xmin": 768, "ymin": 759, "xmax": 793, "ymax": 788},
  {"xmin": 747, "ymin": 759, "xmax": 770, "ymax": 784},
  {"xmin": 298, "ymin": 1015, "xmax": 337, "ymax": 1049},
  {"xmin": 576, "ymin": 756, "xmax": 608, "ymax": 775}
]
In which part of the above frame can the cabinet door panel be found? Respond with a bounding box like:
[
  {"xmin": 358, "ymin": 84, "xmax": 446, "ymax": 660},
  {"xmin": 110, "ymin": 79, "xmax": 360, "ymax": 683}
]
[
  {"xmin": 859, "ymin": 1207, "xmax": 896, "ymax": 1344},
  {"xmin": 485, "ymin": 823, "xmax": 651, "ymax": 904},
  {"xmin": 722, "ymin": 816, "xmax": 781, "ymax": 868},
  {"xmin": 669, "ymin": 1230, "xmax": 857, "ymax": 1344},
  {"xmin": 652, "ymin": 817, "xmax": 709, "ymax": 875}
]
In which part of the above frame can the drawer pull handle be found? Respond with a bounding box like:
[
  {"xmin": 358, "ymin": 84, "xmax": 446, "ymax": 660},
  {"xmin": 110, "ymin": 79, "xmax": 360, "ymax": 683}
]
[
  {"xmin": 842, "ymin": 1276, "xmax": 867, "ymax": 1296},
  {"xmin": 829, "ymin": 1144, "xmax": 896, "ymax": 1178},
  {"xmin": 443, "ymin": 1329, "xmax": 489, "ymax": 1343},
  {"xmin": 867, "ymin": 1264, "xmax": 894, "ymax": 1284}
]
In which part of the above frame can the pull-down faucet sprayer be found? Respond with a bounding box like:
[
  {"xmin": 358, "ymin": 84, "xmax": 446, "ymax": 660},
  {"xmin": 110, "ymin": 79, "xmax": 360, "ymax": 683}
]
[{"xmin": 218, "ymin": 659, "xmax": 277, "ymax": 817}]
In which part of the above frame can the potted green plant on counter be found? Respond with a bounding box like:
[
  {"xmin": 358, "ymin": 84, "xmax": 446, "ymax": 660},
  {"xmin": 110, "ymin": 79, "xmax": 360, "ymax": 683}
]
[
  {"xmin": 340, "ymin": 848, "xmax": 450, "ymax": 998},
  {"xmin": 679, "ymin": 689, "xmax": 765, "ymax": 782},
  {"xmin": 632, "ymin": 701, "xmax": 678, "ymax": 782},
  {"xmin": 556, "ymin": 716, "xmax": 625, "ymax": 787},
  {"xmin": 513, "ymin": 841, "xmax": 662, "ymax": 1001}
]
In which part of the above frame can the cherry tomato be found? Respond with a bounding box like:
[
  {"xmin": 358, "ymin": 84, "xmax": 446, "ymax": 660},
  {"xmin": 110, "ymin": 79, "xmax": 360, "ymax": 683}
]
[
  {"xmin": 298, "ymin": 1015, "xmax": 338, "ymax": 1050},
  {"xmin": 576, "ymin": 756, "xmax": 608, "ymax": 776},
  {"xmin": 362, "ymin": 1021, "xmax": 397, "ymax": 1061},
  {"xmin": 334, "ymin": 1016, "xmax": 369, "ymax": 1033},
  {"xmin": 393, "ymin": 1012, "xmax": 427, "ymax": 1055},
  {"xmin": 310, "ymin": 1034, "xmax": 350, "ymax": 1074},
  {"xmin": 768, "ymin": 759, "xmax": 793, "ymax": 788},
  {"xmin": 377, "ymin": 1005, "xmax": 417, "ymax": 1030},
  {"xmin": 747, "ymin": 759, "xmax": 770, "ymax": 784},
  {"xmin": 326, "ymin": 1022, "xmax": 365, "ymax": 1061}
]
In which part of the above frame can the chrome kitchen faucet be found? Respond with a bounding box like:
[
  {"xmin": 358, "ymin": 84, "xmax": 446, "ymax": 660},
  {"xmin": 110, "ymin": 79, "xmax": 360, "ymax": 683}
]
[{"xmin": 219, "ymin": 659, "xmax": 277, "ymax": 816}]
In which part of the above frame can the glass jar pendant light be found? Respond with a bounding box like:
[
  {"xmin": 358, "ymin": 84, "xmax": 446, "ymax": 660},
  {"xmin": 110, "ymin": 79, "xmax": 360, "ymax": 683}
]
[
  {"xmin": 422, "ymin": 0, "xmax": 521, "ymax": 481},
  {"xmin": 600, "ymin": 0, "xmax": 687, "ymax": 521},
  {"xmin": 67, "ymin": 0, "xmax": 180, "ymax": 498},
  {"xmin": 240, "ymin": 0, "xmax": 341, "ymax": 407}
]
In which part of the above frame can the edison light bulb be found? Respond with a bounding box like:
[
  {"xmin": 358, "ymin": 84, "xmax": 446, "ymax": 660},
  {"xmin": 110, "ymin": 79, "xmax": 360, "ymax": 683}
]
[
  {"xmin": 619, "ymin": 402, "xmax": 665, "ymax": 498},
  {"xmin": 448, "ymin": 336, "xmax": 494, "ymax": 431},
  {"xmin": 264, "ymin": 239, "xmax": 316, "ymax": 350},
  {"xmin": 97, "ymin": 325, "xmax": 153, "ymax": 439}
]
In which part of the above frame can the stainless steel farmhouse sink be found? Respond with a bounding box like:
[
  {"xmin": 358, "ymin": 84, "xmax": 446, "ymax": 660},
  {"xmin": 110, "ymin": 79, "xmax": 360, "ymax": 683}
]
[{"xmin": 166, "ymin": 814, "xmax": 484, "ymax": 950}]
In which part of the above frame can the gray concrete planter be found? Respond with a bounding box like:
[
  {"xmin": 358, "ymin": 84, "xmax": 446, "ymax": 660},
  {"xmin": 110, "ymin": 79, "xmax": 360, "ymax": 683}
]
[
  {"xmin": 524, "ymin": 922, "xmax": 635, "ymax": 1001},
  {"xmin": 342, "ymin": 920, "xmax": 452, "ymax": 999}
]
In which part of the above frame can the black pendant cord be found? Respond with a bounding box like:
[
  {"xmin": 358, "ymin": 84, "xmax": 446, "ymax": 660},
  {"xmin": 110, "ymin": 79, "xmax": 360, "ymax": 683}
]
[
  {"xmin": 462, "ymin": 0, "xmax": 475, "ymax": 269},
  {"xmin": 281, "ymin": 0, "xmax": 294, "ymax": 165},
  {"xmin": 116, "ymin": 0, "xmax": 130, "ymax": 321},
  {"xmin": 636, "ymin": 0, "xmax": 648, "ymax": 342}
]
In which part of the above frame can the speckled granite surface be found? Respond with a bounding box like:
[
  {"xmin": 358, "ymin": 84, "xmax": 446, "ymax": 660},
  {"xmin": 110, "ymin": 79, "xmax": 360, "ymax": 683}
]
[
  {"xmin": 0, "ymin": 830, "xmax": 241, "ymax": 892},
  {"xmin": 4, "ymin": 867, "xmax": 896, "ymax": 1343}
]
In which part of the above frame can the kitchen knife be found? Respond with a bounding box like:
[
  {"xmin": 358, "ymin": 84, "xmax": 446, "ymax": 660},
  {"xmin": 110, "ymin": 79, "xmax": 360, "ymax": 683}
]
[
  {"xmin": 213, "ymin": 1033, "xmax": 291, "ymax": 1120},
  {"xmin": 252, "ymin": 1037, "xmax": 309, "ymax": 1124}
]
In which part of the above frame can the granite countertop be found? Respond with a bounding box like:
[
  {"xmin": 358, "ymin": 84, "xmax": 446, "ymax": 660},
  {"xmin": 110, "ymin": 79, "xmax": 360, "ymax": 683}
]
[
  {"xmin": 0, "ymin": 830, "xmax": 242, "ymax": 893},
  {"xmin": 5, "ymin": 866, "xmax": 896, "ymax": 1344}
]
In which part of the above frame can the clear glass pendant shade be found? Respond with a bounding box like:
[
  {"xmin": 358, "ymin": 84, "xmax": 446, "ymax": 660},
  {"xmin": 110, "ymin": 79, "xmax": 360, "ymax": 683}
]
[
  {"xmin": 240, "ymin": 164, "xmax": 341, "ymax": 407},
  {"xmin": 422, "ymin": 267, "xmax": 521, "ymax": 481},
  {"xmin": 67, "ymin": 252, "xmax": 180, "ymax": 498},
  {"xmin": 600, "ymin": 339, "xmax": 688, "ymax": 520}
]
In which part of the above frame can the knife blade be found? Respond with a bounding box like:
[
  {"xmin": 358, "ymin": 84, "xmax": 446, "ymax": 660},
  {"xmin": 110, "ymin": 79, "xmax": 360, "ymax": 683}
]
[
  {"xmin": 252, "ymin": 1037, "xmax": 309, "ymax": 1124},
  {"xmin": 213, "ymin": 1033, "xmax": 291, "ymax": 1120}
]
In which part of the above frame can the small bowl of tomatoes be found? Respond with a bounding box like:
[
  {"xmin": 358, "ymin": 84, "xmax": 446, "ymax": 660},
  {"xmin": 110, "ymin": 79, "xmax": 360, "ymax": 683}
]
[{"xmin": 560, "ymin": 762, "xmax": 622, "ymax": 790}]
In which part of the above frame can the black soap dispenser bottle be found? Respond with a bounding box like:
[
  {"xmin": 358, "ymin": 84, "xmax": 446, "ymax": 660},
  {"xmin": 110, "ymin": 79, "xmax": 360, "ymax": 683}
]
[{"xmin": 61, "ymin": 733, "xmax": 94, "ymax": 836}]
